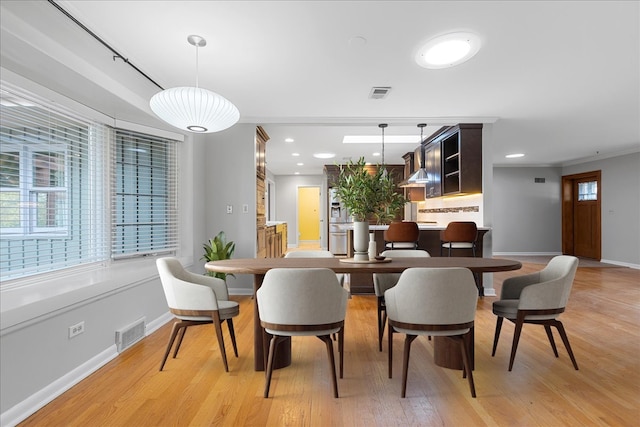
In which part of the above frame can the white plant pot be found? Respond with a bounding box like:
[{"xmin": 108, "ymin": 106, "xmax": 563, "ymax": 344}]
[{"xmin": 353, "ymin": 221, "xmax": 370, "ymax": 261}]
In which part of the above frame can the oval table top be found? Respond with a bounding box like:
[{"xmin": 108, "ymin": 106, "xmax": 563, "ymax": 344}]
[{"xmin": 205, "ymin": 256, "xmax": 522, "ymax": 275}]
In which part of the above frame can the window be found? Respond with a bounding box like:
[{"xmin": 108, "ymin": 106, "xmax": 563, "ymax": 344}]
[
  {"xmin": 578, "ymin": 181, "xmax": 597, "ymax": 201},
  {"xmin": 112, "ymin": 129, "xmax": 178, "ymax": 258},
  {"xmin": 0, "ymin": 82, "xmax": 178, "ymax": 284}
]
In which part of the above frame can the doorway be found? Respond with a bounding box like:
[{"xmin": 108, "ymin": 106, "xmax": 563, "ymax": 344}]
[
  {"xmin": 562, "ymin": 170, "xmax": 601, "ymax": 260},
  {"xmin": 297, "ymin": 186, "xmax": 321, "ymax": 244}
]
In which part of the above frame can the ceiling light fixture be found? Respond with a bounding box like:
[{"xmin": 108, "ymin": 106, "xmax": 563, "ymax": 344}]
[
  {"xmin": 505, "ymin": 153, "xmax": 525, "ymax": 158},
  {"xmin": 313, "ymin": 152, "xmax": 335, "ymax": 159},
  {"xmin": 149, "ymin": 35, "xmax": 239, "ymax": 133},
  {"xmin": 408, "ymin": 123, "xmax": 429, "ymax": 183},
  {"xmin": 415, "ymin": 32, "xmax": 481, "ymax": 69}
]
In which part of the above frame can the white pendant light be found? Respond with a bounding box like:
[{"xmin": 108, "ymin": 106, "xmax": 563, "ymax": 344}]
[{"xmin": 150, "ymin": 35, "xmax": 239, "ymax": 133}]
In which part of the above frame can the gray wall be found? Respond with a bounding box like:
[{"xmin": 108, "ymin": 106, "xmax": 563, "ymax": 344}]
[
  {"xmin": 492, "ymin": 152, "xmax": 640, "ymax": 266},
  {"xmin": 563, "ymin": 152, "xmax": 640, "ymax": 265},
  {"xmin": 273, "ymin": 174, "xmax": 328, "ymax": 249},
  {"xmin": 200, "ymin": 124, "xmax": 258, "ymax": 293},
  {"xmin": 492, "ymin": 166, "xmax": 563, "ymax": 254}
]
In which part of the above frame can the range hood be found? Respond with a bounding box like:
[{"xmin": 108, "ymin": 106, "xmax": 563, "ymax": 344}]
[{"xmin": 400, "ymin": 145, "xmax": 428, "ymax": 188}]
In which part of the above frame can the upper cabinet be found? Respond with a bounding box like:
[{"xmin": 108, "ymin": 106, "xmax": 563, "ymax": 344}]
[{"xmin": 422, "ymin": 124, "xmax": 483, "ymax": 197}]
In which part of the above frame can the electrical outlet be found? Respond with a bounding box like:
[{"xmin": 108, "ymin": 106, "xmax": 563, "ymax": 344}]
[
  {"xmin": 69, "ymin": 321, "xmax": 85, "ymax": 338},
  {"xmin": 226, "ymin": 205, "xmax": 233, "ymax": 214}
]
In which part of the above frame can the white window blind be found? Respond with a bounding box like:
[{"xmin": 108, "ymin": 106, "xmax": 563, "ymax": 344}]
[
  {"xmin": 0, "ymin": 82, "xmax": 110, "ymax": 281},
  {"xmin": 111, "ymin": 129, "xmax": 178, "ymax": 258}
]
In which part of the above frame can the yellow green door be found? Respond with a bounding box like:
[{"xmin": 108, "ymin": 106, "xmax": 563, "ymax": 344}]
[{"xmin": 298, "ymin": 186, "xmax": 320, "ymax": 241}]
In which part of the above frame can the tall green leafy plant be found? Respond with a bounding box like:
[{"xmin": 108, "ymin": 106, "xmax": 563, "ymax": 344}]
[
  {"xmin": 201, "ymin": 231, "xmax": 236, "ymax": 281},
  {"xmin": 333, "ymin": 157, "xmax": 408, "ymax": 224}
]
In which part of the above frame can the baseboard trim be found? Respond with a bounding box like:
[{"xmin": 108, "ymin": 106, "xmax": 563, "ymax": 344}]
[
  {"xmin": 493, "ymin": 252, "xmax": 562, "ymax": 256},
  {"xmin": 600, "ymin": 259, "xmax": 640, "ymax": 270},
  {"xmin": 1, "ymin": 345, "xmax": 118, "ymax": 427}
]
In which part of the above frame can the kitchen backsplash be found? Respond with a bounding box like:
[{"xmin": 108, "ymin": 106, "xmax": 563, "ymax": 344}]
[{"xmin": 415, "ymin": 193, "xmax": 483, "ymax": 226}]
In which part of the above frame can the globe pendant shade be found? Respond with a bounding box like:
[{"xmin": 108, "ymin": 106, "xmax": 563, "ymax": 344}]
[{"xmin": 150, "ymin": 86, "xmax": 240, "ymax": 133}]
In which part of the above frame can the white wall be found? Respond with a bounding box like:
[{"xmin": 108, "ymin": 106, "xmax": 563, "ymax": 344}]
[
  {"xmin": 492, "ymin": 166, "xmax": 563, "ymax": 254},
  {"xmin": 198, "ymin": 124, "xmax": 258, "ymax": 294},
  {"xmin": 492, "ymin": 152, "xmax": 640, "ymax": 267},
  {"xmin": 273, "ymin": 174, "xmax": 328, "ymax": 249},
  {"xmin": 562, "ymin": 152, "xmax": 640, "ymax": 266}
]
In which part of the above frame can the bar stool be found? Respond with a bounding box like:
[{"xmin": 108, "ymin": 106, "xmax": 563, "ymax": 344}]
[
  {"xmin": 440, "ymin": 221, "xmax": 483, "ymax": 296},
  {"xmin": 440, "ymin": 221, "xmax": 478, "ymax": 257},
  {"xmin": 384, "ymin": 221, "xmax": 420, "ymax": 250}
]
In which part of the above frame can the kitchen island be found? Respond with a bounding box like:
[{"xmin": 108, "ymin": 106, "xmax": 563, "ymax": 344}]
[{"xmin": 340, "ymin": 223, "xmax": 491, "ymax": 294}]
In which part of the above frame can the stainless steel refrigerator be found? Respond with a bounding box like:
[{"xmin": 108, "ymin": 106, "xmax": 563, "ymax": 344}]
[{"xmin": 328, "ymin": 188, "xmax": 349, "ymax": 255}]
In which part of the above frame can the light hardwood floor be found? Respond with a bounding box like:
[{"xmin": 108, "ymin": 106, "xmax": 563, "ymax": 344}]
[{"xmin": 20, "ymin": 262, "xmax": 640, "ymax": 426}]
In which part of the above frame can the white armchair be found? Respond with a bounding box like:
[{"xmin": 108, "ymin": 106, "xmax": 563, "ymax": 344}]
[
  {"xmin": 491, "ymin": 255, "xmax": 579, "ymax": 371},
  {"xmin": 385, "ymin": 267, "xmax": 478, "ymax": 398},
  {"xmin": 256, "ymin": 268, "xmax": 349, "ymax": 398},
  {"xmin": 156, "ymin": 257, "xmax": 239, "ymax": 372},
  {"xmin": 373, "ymin": 249, "xmax": 431, "ymax": 351}
]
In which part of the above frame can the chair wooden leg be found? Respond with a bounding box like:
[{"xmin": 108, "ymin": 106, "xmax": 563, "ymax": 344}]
[
  {"xmin": 377, "ymin": 297, "xmax": 385, "ymax": 352},
  {"xmin": 401, "ymin": 335, "xmax": 417, "ymax": 398},
  {"xmin": 492, "ymin": 316, "xmax": 504, "ymax": 357},
  {"xmin": 338, "ymin": 327, "xmax": 344, "ymax": 379},
  {"xmin": 226, "ymin": 319, "xmax": 238, "ymax": 358},
  {"xmin": 160, "ymin": 321, "xmax": 182, "ymax": 371},
  {"xmin": 172, "ymin": 325, "xmax": 187, "ymax": 358},
  {"xmin": 388, "ymin": 324, "xmax": 394, "ymax": 378},
  {"xmin": 264, "ymin": 335, "xmax": 281, "ymax": 398},
  {"xmin": 212, "ymin": 312, "xmax": 229, "ymax": 372},
  {"xmin": 508, "ymin": 313, "xmax": 526, "ymax": 371},
  {"xmin": 318, "ymin": 335, "xmax": 339, "ymax": 398},
  {"xmin": 544, "ymin": 324, "xmax": 559, "ymax": 357},
  {"xmin": 458, "ymin": 334, "xmax": 476, "ymax": 398},
  {"xmin": 553, "ymin": 320, "xmax": 579, "ymax": 370}
]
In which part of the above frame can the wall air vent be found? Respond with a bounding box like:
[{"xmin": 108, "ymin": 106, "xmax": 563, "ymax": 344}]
[
  {"xmin": 369, "ymin": 87, "xmax": 391, "ymax": 99},
  {"xmin": 534, "ymin": 177, "xmax": 546, "ymax": 183},
  {"xmin": 115, "ymin": 317, "xmax": 146, "ymax": 353}
]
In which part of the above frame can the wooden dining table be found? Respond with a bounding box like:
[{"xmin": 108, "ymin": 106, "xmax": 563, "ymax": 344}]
[{"xmin": 205, "ymin": 256, "xmax": 522, "ymax": 372}]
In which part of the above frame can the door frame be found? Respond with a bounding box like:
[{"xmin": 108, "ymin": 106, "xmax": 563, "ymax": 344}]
[{"xmin": 561, "ymin": 170, "xmax": 601, "ymax": 259}]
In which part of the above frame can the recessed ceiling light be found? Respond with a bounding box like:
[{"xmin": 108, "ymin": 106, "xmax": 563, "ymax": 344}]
[
  {"xmin": 373, "ymin": 152, "xmax": 380, "ymax": 157},
  {"xmin": 313, "ymin": 152, "xmax": 335, "ymax": 159},
  {"xmin": 505, "ymin": 153, "xmax": 525, "ymax": 158},
  {"xmin": 294, "ymin": 172, "xmax": 300, "ymax": 175},
  {"xmin": 291, "ymin": 152, "xmax": 300, "ymax": 156},
  {"xmin": 343, "ymin": 135, "xmax": 421, "ymax": 144},
  {"xmin": 285, "ymin": 138, "xmax": 294, "ymax": 143},
  {"xmin": 415, "ymin": 32, "xmax": 481, "ymax": 69},
  {"xmin": 296, "ymin": 162, "xmax": 304, "ymax": 166}
]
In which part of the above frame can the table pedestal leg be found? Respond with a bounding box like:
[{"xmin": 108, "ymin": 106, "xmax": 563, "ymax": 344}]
[
  {"xmin": 253, "ymin": 274, "xmax": 292, "ymax": 371},
  {"xmin": 433, "ymin": 326, "xmax": 474, "ymax": 370}
]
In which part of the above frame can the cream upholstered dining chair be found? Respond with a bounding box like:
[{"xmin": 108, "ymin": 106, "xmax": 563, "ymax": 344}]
[
  {"xmin": 256, "ymin": 268, "xmax": 349, "ymax": 398},
  {"xmin": 284, "ymin": 250, "xmax": 344, "ymax": 287},
  {"xmin": 385, "ymin": 267, "xmax": 478, "ymax": 398},
  {"xmin": 491, "ymin": 255, "xmax": 579, "ymax": 371},
  {"xmin": 156, "ymin": 257, "xmax": 239, "ymax": 372},
  {"xmin": 440, "ymin": 221, "xmax": 478, "ymax": 257},
  {"xmin": 384, "ymin": 221, "xmax": 420, "ymax": 250},
  {"xmin": 372, "ymin": 249, "xmax": 431, "ymax": 351}
]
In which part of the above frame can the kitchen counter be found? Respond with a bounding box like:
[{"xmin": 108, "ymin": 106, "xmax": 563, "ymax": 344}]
[{"xmin": 343, "ymin": 223, "xmax": 491, "ymax": 295}]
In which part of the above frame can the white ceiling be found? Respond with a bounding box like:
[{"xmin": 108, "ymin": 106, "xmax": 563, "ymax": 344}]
[{"xmin": 1, "ymin": 1, "xmax": 638, "ymax": 175}]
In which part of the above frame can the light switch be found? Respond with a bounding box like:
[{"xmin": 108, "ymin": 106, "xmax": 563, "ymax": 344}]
[{"xmin": 242, "ymin": 204, "xmax": 249, "ymax": 213}]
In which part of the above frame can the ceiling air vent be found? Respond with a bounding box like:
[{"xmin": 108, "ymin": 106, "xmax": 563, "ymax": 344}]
[{"xmin": 369, "ymin": 87, "xmax": 391, "ymax": 99}]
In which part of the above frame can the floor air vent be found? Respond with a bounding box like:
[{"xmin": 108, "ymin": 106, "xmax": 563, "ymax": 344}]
[{"xmin": 115, "ymin": 317, "xmax": 146, "ymax": 353}]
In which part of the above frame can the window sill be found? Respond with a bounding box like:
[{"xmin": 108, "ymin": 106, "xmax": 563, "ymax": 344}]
[{"xmin": 0, "ymin": 256, "xmax": 191, "ymax": 334}]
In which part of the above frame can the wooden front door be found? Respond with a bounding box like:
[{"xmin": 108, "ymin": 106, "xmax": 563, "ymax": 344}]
[{"xmin": 562, "ymin": 170, "xmax": 601, "ymax": 260}]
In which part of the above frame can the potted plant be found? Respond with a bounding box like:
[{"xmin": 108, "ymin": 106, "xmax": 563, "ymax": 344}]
[
  {"xmin": 201, "ymin": 231, "xmax": 236, "ymax": 281},
  {"xmin": 333, "ymin": 157, "xmax": 407, "ymax": 259}
]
